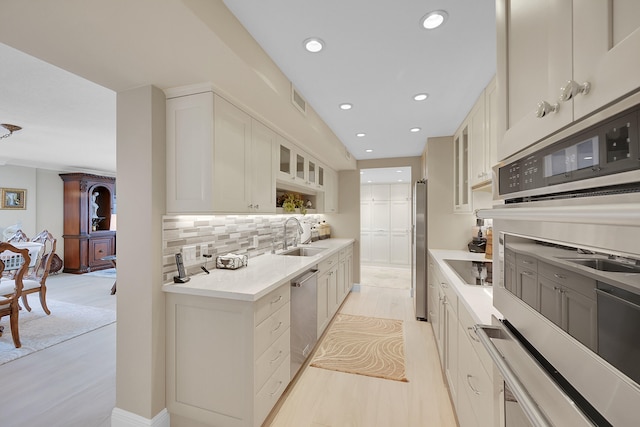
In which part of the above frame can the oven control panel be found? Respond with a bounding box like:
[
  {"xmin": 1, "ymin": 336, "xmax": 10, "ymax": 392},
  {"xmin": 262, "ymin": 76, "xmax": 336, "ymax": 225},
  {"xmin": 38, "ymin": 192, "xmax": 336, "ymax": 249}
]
[{"xmin": 499, "ymin": 104, "xmax": 640, "ymax": 199}]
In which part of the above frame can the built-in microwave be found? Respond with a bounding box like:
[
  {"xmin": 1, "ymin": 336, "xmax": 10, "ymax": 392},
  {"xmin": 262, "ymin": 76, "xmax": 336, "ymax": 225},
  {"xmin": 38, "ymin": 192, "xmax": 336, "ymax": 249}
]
[{"xmin": 498, "ymin": 102, "xmax": 640, "ymax": 201}]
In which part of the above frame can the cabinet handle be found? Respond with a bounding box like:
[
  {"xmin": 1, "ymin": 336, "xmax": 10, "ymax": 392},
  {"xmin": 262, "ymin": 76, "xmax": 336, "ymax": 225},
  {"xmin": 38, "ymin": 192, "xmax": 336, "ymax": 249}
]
[
  {"xmin": 271, "ymin": 295, "xmax": 283, "ymax": 305},
  {"xmin": 553, "ymin": 273, "xmax": 566, "ymax": 280},
  {"xmin": 466, "ymin": 374, "xmax": 481, "ymax": 395},
  {"xmin": 254, "ymin": 204, "xmax": 259, "ymax": 209},
  {"xmin": 271, "ymin": 321, "xmax": 283, "ymax": 333},
  {"xmin": 559, "ymin": 80, "xmax": 591, "ymax": 102},
  {"xmin": 521, "ymin": 271, "xmax": 533, "ymax": 277},
  {"xmin": 270, "ymin": 350, "xmax": 283, "ymax": 364},
  {"xmin": 522, "ymin": 260, "xmax": 534, "ymax": 265},
  {"xmin": 467, "ymin": 327, "xmax": 480, "ymax": 343},
  {"xmin": 441, "ymin": 282, "xmax": 448, "ymax": 288},
  {"xmin": 535, "ymin": 100, "xmax": 559, "ymax": 118},
  {"xmin": 269, "ymin": 380, "xmax": 283, "ymax": 396},
  {"xmin": 429, "ymin": 311, "xmax": 435, "ymax": 317}
]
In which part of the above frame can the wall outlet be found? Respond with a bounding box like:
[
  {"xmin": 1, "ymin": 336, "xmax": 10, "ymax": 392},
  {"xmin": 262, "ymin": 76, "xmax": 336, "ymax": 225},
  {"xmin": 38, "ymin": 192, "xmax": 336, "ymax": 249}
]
[
  {"xmin": 199, "ymin": 244, "xmax": 208, "ymax": 257},
  {"xmin": 182, "ymin": 245, "xmax": 197, "ymax": 264}
]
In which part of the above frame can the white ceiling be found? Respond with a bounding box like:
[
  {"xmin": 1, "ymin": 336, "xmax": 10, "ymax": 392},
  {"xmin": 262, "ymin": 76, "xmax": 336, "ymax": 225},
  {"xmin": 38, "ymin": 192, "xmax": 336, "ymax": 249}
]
[
  {"xmin": 0, "ymin": 1, "xmax": 495, "ymax": 175},
  {"xmin": 223, "ymin": 0, "xmax": 496, "ymax": 160}
]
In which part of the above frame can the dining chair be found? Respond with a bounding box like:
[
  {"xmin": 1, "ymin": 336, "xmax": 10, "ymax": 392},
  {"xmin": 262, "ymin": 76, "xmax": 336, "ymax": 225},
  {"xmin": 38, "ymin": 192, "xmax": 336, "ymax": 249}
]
[
  {"xmin": 0, "ymin": 242, "xmax": 31, "ymax": 348},
  {"xmin": 21, "ymin": 230, "xmax": 56, "ymax": 315},
  {"xmin": 6, "ymin": 229, "xmax": 28, "ymax": 243}
]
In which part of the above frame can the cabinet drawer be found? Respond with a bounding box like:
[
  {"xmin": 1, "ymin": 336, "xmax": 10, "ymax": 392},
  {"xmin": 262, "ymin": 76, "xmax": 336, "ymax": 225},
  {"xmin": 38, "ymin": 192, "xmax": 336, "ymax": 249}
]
[
  {"xmin": 89, "ymin": 237, "xmax": 114, "ymax": 267},
  {"xmin": 255, "ymin": 302, "xmax": 290, "ymax": 357},
  {"xmin": 515, "ymin": 253, "xmax": 537, "ymax": 270},
  {"xmin": 318, "ymin": 253, "xmax": 339, "ymax": 274},
  {"xmin": 255, "ymin": 353, "xmax": 291, "ymax": 426},
  {"xmin": 255, "ymin": 328, "xmax": 290, "ymax": 392},
  {"xmin": 538, "ymin": 262, "xmax": 596, "ymax": 298},
  {"xmin": 457, "ymin": 304, "xmax": 492, "ymax": 376},
  {"xmin": 441, "ymin": 280, "xmax": 457, "ymax": 315},
  {"xmin": 458, "ymin": 321, "xmax": 494, "ymax": 426},
  {"xmin": 255, "ymin": 283, "xmax": 290, "ymax": 326}
]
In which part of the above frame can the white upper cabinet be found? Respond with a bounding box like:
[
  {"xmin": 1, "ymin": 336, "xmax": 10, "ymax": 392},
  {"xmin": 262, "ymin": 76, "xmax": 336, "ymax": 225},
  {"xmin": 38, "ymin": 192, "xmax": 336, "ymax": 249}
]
[
  {"xmin": 323, "ymin": 168, "xmax": 339, "ymax": 213},
  {"xmin": 212, "ymin": 95, "xmax": 253, "ymax": 213},
  {"xmin": 572, "ymin": 1, "xmax": 640, "ymax": 119},
  {"xmin": 498, "ymin": 0, "xmax": 640, "ymax": 160},
  {"xmin": 468, "ymin": 91, "xmax": 487, "ymax": 188},
  {"xmin": 453, "ymin": 126, "xmax": 472, "ymax": 212},
  {"xmin": 497, "ymin": 0, "xmax": 573, "ymax": 160},
  {"xmin": 166, "ymin": 91, "xmax": 215, "ymax": 213},
  {"xmin": 276, "ymin": 136, "xmax": 331, "ymax": 193},
  {"xmin": 166, "ymin": 90, "xmax": 275, "ymax": 214},
  {"xmin": 389, "ymin": 183, "xmax": 411, "ymax": 201},
  {"xmin": 249, "ymin": 119, "xmax": 277, "ymax": 214}
]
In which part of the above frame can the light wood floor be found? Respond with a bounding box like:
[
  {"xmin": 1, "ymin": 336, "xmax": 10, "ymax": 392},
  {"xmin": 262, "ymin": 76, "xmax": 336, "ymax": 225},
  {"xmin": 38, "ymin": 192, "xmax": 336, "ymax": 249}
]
[
  {"xmin": 360, "ymin": 265, "xmax": 412, "ymax": 290},
  {"xmin": 0, "ymin": 273, "xmax": 116, "ymax": 427},
  {"xmin": 0, "ymin": 270, "xmax": 456, "ymax": 427},
  {"xmin": 267, "ymin": 284, "xmax": 457, "ymax": 427}
]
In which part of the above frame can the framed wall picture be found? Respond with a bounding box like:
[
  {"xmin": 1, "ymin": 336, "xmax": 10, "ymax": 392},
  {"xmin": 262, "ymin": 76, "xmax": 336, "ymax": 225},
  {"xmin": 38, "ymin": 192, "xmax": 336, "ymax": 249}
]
[{"xmin": 1, "ymin": 188, "xmax": 26, "ymax": 209}]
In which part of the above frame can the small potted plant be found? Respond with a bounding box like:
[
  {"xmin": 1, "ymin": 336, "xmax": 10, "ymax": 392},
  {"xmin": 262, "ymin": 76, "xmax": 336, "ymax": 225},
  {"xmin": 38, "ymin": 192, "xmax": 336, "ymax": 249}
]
[{"xmin": 281, "ymin": 193, "xmax": 307, "ymax": 215}]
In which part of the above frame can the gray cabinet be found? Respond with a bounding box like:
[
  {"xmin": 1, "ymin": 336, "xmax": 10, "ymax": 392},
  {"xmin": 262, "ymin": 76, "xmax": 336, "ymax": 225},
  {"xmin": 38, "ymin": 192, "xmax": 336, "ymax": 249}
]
[
  {"xmin": 504, "ymin": 249, "xmax": 517, "ymax": 295},
  {"xmin": 516, "ymin": 254, "xmax": 538, "ymax": 310},
  {"xmin": 538, "ymin": 263, "xmax": 597, "ymax": 351}
]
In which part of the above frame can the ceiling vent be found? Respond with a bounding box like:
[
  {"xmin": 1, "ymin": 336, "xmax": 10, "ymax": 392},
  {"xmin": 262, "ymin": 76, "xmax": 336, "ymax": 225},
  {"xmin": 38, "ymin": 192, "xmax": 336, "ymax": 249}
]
[{"xmin": 291, "ymin": 84, "xmax": 307, "ymax": 115}]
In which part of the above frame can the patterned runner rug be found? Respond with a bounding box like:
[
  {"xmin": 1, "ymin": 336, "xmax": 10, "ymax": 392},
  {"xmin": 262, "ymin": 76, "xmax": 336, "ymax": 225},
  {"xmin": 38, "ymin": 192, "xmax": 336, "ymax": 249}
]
[{"xmin": 310, "ymin": 314, "xmax": 408, "ymax": 382}]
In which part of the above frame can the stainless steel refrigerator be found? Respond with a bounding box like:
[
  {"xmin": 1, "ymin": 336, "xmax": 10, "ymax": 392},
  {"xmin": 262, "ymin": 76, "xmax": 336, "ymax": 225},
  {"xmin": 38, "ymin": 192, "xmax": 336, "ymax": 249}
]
[{"xmin": 412, "ymin": 180, "xmax": 428, "ymax": 320}]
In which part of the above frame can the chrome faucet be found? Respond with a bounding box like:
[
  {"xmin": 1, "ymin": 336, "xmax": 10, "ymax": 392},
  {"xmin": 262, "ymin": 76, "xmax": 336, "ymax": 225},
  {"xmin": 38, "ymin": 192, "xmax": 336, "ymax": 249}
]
[{"xmin": 283, "ymin": 217, "xmax": 303, "ymax": 250}]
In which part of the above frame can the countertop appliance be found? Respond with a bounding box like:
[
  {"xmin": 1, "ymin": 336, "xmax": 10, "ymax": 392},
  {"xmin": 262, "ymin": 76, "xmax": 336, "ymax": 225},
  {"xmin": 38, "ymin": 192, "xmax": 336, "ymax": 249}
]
[
  {"xmin": 478, "ymin": 99, "xmax": 640, "ymax": 427},
  {"xmin": 412, "ymin": 180, "xmax": 428, "ymax": 320},
  {"xmin": 290, "ymin": 268, "xmax": 319, "ymax": 379}
]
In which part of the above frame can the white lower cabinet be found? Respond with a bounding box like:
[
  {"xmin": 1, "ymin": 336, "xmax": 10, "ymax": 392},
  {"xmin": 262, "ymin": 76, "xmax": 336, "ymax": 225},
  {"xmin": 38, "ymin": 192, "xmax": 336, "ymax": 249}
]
[
  {"xmin": 457, "ymin": 307, "xmax": 495, "ymax": 427},
  {"xmin": 430, "ymin": 256, "xmax": 497, "ymax": 427},
  {"xmin": 166, "ymin": 282, "xmax": 290, "ymax": 427}
]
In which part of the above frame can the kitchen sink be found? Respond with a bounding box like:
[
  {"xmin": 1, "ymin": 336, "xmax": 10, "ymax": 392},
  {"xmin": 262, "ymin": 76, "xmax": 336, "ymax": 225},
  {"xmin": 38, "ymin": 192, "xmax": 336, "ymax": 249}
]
[
  {"xmin": 563, "ymin": 258, "xmax": 640, "ymax": 273},
  {"xmin": 279, "ymin": 247, "xmax": 327, "ymax": 257}
]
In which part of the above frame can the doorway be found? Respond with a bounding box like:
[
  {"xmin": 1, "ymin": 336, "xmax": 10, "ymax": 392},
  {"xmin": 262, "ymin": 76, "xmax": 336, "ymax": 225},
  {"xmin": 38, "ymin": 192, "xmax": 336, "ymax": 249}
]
[{"xmin": 360, "ymin": 167, "xmax": 412, "ymax": 290}]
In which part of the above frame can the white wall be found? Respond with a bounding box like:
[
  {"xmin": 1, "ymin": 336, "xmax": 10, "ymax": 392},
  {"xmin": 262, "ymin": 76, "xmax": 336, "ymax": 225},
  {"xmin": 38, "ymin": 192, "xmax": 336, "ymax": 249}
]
[
  {"xmin": 0, "ymin": 165, "xmax": 68, "ymax": 260},
  {"xmin": 36, "ymin": 169, "xmax": 65, "ymax": 256}
]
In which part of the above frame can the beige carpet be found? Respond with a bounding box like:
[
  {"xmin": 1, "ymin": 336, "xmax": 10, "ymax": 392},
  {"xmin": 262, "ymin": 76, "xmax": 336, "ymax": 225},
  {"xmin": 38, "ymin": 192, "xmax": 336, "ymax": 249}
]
[
  {"xmin": 0, "ymin": 299, "xmax": 116, "ymax": 365},
  {"xmin": 310, "ymin": 314, "xmax": 408, "ymax": 382}
]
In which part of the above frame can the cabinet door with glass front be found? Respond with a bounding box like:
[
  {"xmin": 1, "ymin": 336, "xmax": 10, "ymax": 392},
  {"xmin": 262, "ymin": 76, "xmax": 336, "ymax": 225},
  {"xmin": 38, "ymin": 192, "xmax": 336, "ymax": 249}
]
[
  {"xmin": 277, "ymin": 135, "xmax": 296, "ymax": 182},
  {"xmin": 454, "ymin": 127, "xmax": 472, "ymax": 212}
]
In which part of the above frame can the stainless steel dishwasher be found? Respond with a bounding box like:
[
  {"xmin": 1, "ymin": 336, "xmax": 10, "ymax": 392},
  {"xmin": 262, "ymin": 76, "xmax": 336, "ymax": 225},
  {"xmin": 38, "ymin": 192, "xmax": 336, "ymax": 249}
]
[{"xmin": 290, "ymin": 267, "xmax": 318, "ymax": 379}]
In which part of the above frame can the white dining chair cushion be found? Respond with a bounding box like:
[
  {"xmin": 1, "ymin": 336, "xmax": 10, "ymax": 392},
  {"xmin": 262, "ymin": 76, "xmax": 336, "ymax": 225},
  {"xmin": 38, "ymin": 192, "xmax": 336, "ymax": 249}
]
[
  {"xmin": 0, "ymin": 281, "xmax": 16, "ymax": 296},
  {"xmin": 21, "ymin": 279, "xmax": 40, "ymax": 291}
]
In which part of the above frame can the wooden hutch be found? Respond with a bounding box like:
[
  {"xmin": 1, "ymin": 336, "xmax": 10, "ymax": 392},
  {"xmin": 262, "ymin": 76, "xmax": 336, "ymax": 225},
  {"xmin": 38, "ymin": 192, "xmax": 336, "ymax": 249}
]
[{"xmin": 59, "ymin": 173, "xmax": 116, "ymax": 273}]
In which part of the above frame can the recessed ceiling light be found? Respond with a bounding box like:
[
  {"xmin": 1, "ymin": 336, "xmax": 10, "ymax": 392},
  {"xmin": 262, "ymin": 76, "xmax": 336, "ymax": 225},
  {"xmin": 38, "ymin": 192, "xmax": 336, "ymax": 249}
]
[
  {"xmin": 303, "ymin": 37, "xmax": 324, "ymax": 53},
  {"xmin": 360, "ymin": 171, "xmax": 364, "ymax": 174},
  {"xmin": 396, "ymin": 170, "xmax": 403, "ymax": 173},
  {"xmin": 339, "ymin": 103, "xmax": 353, "ymax": 110},
  {"xmin": 413, "ymin": 93, "xmax": 429, "ymax": 101},
  {"xmin": 365, "ymin": 149, "xmax": 373, "ymax": 153},
  {"xmin": 356, "ymin": 132, "xmax": 366, "ymax": 137},
  {"xmin": 398, "ymin": 179, "xmax": 404, "ymax": 182},
  {"xmin": 410, "ymin": 127, "xmax": 421, "ymax": 133},
  {"xmin": 421, "ymin": 10, "xmax": 448, "ymax": 30},
  {"xmin": 367, "ymin": 180, "xmax": 372, "ymax": 183}
]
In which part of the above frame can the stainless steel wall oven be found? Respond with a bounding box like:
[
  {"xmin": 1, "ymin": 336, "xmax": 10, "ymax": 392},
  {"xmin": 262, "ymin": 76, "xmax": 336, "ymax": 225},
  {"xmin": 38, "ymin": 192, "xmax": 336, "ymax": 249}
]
[{"xmin": 477, "ymin": 97, "xmax": 640, "ymax": 427}]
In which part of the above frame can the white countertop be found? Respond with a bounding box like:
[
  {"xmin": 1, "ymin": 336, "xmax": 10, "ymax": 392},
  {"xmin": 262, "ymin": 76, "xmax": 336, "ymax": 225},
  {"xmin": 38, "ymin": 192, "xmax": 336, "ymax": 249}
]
[
  {"xmin": 162, "ymin": 238, "xmax": 354, "ymax": 301},
  {"xmin": 429, "ymin": 249, "xmax": 503, "ymax": 325}
]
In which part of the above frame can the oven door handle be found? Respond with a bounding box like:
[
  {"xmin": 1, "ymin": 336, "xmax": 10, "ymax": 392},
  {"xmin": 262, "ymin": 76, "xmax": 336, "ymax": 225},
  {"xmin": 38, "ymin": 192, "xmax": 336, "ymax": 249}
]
[{"xmin": 474, "ymin": 324, "xmax": 553, "ymax": 427}]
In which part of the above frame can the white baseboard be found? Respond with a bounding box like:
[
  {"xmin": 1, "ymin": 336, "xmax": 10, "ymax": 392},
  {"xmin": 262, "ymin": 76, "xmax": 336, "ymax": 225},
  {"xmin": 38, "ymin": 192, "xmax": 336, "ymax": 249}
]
[{"xmin": 111, "ymin": 407, "xmax": 170, "ymax": 427}]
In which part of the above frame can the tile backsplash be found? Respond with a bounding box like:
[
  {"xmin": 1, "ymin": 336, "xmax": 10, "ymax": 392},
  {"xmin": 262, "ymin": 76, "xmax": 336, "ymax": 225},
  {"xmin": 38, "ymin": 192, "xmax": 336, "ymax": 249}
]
[{"xmin": 162, "ymin": 214, "xmax": 322, "ymax": 283}]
